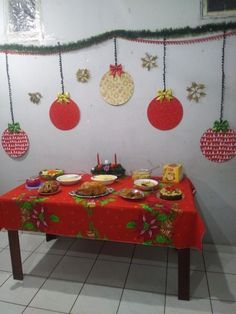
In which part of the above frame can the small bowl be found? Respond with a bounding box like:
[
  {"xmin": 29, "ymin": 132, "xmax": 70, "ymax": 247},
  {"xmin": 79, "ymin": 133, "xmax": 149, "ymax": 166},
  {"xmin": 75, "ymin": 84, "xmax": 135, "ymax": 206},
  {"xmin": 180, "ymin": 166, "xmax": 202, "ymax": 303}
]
[
  {"xmin": 131, "ymin": 169, "xmax": 151, "ymax": 180},
  {"xmin": 134, "ymin": 179, "xmax": 158, "ymax": 191},
  {"xmin": 56, "ymin": 174, "xmax": 82, "ymax": 186},
  {"xmin": 91, "ymin": 174, "xmax": 117, "ymax": 185}
]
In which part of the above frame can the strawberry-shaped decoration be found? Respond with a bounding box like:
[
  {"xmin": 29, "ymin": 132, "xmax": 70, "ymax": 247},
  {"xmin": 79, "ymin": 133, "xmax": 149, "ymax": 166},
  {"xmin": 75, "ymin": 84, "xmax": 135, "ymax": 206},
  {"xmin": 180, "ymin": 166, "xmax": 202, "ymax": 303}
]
[
  {"xmin": 200, "ymin": 120, "xmax": 236, "ymax": 163},
  {"xmin": 147, "ymin": 89, "xmax": 183, "ymax": 130},
  {"xmin": 2, "ymin": 122, "xmax": 29, "ymax": 158},
  {"xmin": 49, "ymin": 92, "xmax": 80, "ymax": 130}
]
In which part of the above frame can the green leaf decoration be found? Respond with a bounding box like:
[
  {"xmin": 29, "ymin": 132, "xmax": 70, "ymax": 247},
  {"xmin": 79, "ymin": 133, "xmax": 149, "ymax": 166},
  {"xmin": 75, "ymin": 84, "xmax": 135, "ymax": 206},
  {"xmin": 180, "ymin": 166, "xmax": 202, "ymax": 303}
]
[
  {"xmin": 21, "ymin": 202, "xmax": 33, "ymax": 210},
  {"xmin": 76, "ymin": 232, "xmax": 83, "ymax": 238},
  {"xmin": 156, "ymin": 234, "xmax": 168, "ymax": 244},
  {"xmin": 23, "ymin": 222, "xmax": 35, "ymax": 230},
  {"xmin": 50, "ymin": 214, "xmax": 60, "ymax": 222},
  {"xmin": 212, "ymin": 120, "xmax": 229, "ymax": 132},
  {"xmin": 157, "ymin": 213, "xmax": 168, "ymax": 222},
  {"xmin": 141, "ymin": 204, "xmax": 153, "ymax": 212},
  {"xmin": 34, "ymin": 197, "xmax": 47, "ymax": 203},
  {"xmin": 126, "ymin": 221, "xmax": 136, "ymax": 229},
  {"xmin": 143, "ymin": 240, "xmax": 153, "ymax": 246}
]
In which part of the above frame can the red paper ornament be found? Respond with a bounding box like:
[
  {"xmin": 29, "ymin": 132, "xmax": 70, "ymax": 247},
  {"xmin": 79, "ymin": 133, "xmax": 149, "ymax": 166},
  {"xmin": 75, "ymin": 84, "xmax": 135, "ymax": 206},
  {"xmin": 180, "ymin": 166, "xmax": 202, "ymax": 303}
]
[
  {"xmin": 147, "ymin": 95, "xmax": 183, "ymax": 130},
  {"xmin": 49, "ymin": 94, "xmax": 80, "ymax": 130},
  {"xmin": 2, "ymin": 123, "xmax": 29, "ymax": 158},
  {"xmin": 200, "ymin": 128, "xmax": 236, "ymax": 163}
]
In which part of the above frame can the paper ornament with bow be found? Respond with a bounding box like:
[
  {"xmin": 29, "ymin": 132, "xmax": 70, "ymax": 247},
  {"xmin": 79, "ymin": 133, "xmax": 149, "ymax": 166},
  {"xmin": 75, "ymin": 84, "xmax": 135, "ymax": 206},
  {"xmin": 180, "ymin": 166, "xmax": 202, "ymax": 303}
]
[{"xmin": 100, "ymin": 38, "xmax": 134, "ymax": 106}]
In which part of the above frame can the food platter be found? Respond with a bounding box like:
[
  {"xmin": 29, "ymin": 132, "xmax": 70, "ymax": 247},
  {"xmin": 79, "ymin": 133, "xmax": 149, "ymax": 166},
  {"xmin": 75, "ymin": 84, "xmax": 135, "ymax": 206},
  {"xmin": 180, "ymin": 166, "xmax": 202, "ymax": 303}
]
[
  {"xmin": 38, "ymin": 189, "xmax": 61, "ymax": 196},
  {"xmin": 69, "ymin": 188, "xmax": 114, "ymax": 199},
  {"xmin": 119, "ymin": 188, "xmax": 145, "ymax": 200}
]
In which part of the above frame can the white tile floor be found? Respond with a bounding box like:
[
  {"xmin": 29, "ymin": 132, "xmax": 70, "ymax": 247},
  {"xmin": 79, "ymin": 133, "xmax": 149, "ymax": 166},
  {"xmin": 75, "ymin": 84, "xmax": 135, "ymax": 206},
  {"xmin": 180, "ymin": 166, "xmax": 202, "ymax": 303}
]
[{"xmin": 0, "ymin": 231, "xmax": 236, "ymax": 314}]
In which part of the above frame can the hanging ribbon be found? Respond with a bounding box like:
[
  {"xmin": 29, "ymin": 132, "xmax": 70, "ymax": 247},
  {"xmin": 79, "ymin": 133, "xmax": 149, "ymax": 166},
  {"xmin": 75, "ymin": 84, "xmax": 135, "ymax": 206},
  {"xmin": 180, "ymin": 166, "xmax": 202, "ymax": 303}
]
[
  {"xmin": 57, "ymin": 92, "xmax": 70, "ymax": 103},
  {"xmin": 212, "ymin": 120, "xmax": 229, "ymax": 132},
  {"xmin": 8, "ymin": 122, "xmax": 21, "ymax": 133},
  {"xmin": 109, "ymin": 64, "xmax": 123, "ymax": 77},
  {"xmin": 156, "ymin": 89, "xmax": 173, "ymax": 101}
]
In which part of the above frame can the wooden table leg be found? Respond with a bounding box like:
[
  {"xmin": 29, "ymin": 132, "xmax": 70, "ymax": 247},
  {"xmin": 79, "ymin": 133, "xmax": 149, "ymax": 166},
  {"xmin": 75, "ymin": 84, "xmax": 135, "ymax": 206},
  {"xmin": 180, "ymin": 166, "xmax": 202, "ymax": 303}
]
[
  {"xmin": 8, "ymin": 230, "xmax": 23, "ymax": 280},
  {"xmin": 178, "ymin": 248, "xmax": 190, "ymax": 300},
  {"xmin": 46, "ymin": 233, "xmax": 58, "ymax": 242}
]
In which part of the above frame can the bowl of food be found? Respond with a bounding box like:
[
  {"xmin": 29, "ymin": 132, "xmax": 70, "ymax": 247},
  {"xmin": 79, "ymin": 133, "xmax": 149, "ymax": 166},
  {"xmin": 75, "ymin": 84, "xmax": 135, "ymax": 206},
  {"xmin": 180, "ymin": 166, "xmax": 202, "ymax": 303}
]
[
  {"xmin": 38, "ymin": 181, "xmax": 60, "ymax": 195},
  {"xmin": 39, "ymin": 169, "xmax": 64, "ymax": 180},
  {"xmin": 56, "ymin": 174, "xmax": 82, "ymax": 186},
  {"xmin": 131, "ymin": 169, "xmax": 151, "ymax": 180},
  {"xmin": 119, "ymin": 188, "xmax": 145, "ymax": 200},
  {"xmin": 134, "ymin": 179, "xmax": 158, "ymax": 191},
  {"xmin": 91, "ymin": 174, "xmax": 117, "ymax": 185}
]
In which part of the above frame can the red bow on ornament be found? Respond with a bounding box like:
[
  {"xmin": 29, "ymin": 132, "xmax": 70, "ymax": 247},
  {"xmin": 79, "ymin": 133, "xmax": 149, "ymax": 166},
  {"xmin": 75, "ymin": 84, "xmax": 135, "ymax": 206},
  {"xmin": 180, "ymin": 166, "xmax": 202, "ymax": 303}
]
[{"xmin": 109, "ymin": 64, "xmax": 123, "ymax": 77}]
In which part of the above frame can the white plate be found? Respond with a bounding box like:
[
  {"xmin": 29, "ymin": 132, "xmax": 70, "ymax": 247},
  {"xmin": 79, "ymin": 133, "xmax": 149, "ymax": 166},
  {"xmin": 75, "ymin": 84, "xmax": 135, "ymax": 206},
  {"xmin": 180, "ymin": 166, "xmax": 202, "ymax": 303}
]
[
  {"xmin": 134, "ymin": 179, "xmax": 158, "ymax": 191},
  {"xmin": 69, "ymin": 187, "xmax": 114, "ymax": 198},
  {"xmin": 56, "ymin": 174, "xmax": 82, "ymax": 186}
]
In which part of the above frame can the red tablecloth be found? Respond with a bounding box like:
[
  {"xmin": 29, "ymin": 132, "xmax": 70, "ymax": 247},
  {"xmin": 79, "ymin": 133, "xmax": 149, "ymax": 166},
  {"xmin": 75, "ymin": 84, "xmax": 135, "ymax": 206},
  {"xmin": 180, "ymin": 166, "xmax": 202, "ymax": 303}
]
[{"xmin": 0, "ymin": 175, "xmax": 205, "ymax": 250}]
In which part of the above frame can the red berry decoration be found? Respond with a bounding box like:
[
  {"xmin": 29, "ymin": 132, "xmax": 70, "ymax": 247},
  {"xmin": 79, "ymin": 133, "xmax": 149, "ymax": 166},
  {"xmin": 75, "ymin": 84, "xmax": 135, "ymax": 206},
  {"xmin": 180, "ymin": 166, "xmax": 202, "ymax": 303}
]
[
  {"xmin": 49, "ymin": 93, "xmax": 80, "ymax": 130},
  {"xmin": 200, "ymin": 120, "xmax": 236, "ymax": 163},
  {"xmin": 2, "ymin": 122, "xmax": 29, "ymax": 158},
  {"xmin": 147, "ymin": 89, "xmax": 183, "ymax": 130}
]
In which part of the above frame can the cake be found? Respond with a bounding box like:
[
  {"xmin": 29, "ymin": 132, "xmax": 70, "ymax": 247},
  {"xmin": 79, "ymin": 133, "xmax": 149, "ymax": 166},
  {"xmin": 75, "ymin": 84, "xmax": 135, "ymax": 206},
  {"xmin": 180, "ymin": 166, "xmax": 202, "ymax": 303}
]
[
  {"xmin": 91, "ymin": 163, "xmax": 125, "ymax": 177},
  {"xmin": 77, "ymin": 181, "xmax": 107, "ymax": 196},
  {"xmin": 159, "ymin": 187, "xmax": 183, "ymax": 200},
  {"xmin": 38, "ymin": 181, "xmax": 59, "ymax": 194}
]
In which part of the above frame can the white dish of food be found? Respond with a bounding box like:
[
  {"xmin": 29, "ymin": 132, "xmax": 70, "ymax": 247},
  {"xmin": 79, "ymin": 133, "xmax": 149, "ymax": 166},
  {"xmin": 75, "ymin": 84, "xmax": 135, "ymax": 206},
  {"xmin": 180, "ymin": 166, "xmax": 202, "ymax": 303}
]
[
  {"xmin": 56, "ymin": 174, "xmax": 82, "ymax": 186},
  {"xmin": 134, "ymin": 179, "xmax": 158, "ymax": 191},
  {"xmin": 91, "ymin": 174, "xmax": 118, "ymax": 185}
]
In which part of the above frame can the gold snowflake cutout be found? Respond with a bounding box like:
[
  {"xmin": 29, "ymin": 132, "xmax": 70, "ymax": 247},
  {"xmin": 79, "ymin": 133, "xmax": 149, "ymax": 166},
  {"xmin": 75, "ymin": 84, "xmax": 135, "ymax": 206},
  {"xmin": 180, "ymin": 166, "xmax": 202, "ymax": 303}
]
[
  {"xmin": 28, "ymin": 92, "xmax": 42, "ymax": 104},
  {"xmin": 76, "ymin": 68, "xmax": 90, "ymax": 83},
  {"xmin": 186, "ymin": 82, "xmax": 206, "ymax": 102},
  {"xmin": 141, "ymin": 53, "xmax": 158, "ymax": 71}
]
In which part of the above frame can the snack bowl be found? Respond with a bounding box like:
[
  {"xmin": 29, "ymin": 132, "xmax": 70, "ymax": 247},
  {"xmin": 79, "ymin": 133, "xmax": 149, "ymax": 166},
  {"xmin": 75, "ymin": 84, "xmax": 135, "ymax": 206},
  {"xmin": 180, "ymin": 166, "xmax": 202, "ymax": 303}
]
[
  {"xmin": 91, "ymin": 174, "xmax": 118, "ymax": 185},
  {"xmin": 131, "ymin": 169, "xmax": 151, "ymax": 180},
  {"xmin": 39, "ymin": 169, "xmax": 64, "ymax": 180},
  {"xmin": 119, "ymin": 188, "xmax": 145, "ymax": 200},
  {"xmin": 134, "ymin": 178, "xmax": 158, "ymax": 191},
  {"xmin": 56, "ymin": 174, "xmax": 82, "ymax": 186}
]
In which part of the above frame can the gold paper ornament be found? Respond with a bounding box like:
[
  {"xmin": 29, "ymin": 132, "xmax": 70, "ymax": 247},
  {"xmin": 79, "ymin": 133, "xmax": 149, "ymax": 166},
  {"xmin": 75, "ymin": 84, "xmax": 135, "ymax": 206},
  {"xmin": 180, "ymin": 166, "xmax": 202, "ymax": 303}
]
[
  {"xmin": 186, "ymin": 82, "xmax": 206, "ymax": 102},
  {"xmin": 28, "ymin": 92, "xmax": 42, "ymax": 104},
  {"xmin": 76, "ymin": 68, "xmax": 90, "ymax": 83},
  {"xmin": 141, "ymin": 53, "xmax": 158, "ymax": 70}
]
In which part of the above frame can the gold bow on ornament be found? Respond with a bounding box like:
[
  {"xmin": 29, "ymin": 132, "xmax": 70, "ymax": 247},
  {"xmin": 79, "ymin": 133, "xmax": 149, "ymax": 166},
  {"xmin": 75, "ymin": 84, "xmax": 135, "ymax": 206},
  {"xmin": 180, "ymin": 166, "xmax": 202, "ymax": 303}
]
[
  {"xmin": 57, "ymin": 92, "xmax": 70, "ymax": 103},
  {"xmin": 156, "ymin": 89, "xmax": 173, "ymax": 102}
]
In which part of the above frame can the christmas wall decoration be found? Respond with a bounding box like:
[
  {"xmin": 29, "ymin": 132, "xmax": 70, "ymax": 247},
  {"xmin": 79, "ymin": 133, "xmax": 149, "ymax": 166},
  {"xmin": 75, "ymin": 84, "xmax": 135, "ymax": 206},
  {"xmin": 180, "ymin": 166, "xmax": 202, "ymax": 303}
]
[
  {"xmin": 76, "ymin": 68, "xmax": 90, "ymax": 83},
  {"xmin": 49, "ymin": 43, "xmax": 80, "ymax": 131},
  {"xmin": 141, "ymin": 53, "xmax": 158, "ymax": 70},
  {"xmin": 1, "ymin": 53, "xmax": 29, "ymax": 158},
  {"xmin": 186, "ymin": 82, "xmax": 206, "ymax": 102},
  {"xmin": 147, "ymin": 38, "xmax": 183, "ymax": 130},
  {"xmin": 28, "ymin": 92, "xmax": 42, "ymax": 104},
  {"xmin": 200, "ymin": 32, "xmax": 236, "ymax": 163},
  {"xmin": 100, "ymin": 37, "xmax": 134, "ymax": 106}
]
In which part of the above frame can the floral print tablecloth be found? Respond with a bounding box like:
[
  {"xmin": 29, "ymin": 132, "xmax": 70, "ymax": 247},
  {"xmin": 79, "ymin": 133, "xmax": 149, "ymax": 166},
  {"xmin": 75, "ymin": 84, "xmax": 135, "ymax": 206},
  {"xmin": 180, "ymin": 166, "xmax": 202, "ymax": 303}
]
[{"xmin": 0, "ymin": 175, "xmax": 205, "ymax": 250}]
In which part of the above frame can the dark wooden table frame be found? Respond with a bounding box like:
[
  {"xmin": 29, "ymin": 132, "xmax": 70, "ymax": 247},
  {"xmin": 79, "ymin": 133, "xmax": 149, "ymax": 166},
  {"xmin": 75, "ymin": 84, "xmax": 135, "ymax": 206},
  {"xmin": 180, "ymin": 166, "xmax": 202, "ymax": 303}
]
[{"xmin": 7, "ymin": 230, "xmax": 190, "ymax": 300}]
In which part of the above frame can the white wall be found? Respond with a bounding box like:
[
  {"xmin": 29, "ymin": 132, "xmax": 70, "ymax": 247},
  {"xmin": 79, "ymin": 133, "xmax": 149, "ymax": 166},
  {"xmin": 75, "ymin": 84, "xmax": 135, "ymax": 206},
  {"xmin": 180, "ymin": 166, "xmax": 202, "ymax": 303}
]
[{"xmin": 0, "ymin": 0, "xmax": 236, "ymax": 245}]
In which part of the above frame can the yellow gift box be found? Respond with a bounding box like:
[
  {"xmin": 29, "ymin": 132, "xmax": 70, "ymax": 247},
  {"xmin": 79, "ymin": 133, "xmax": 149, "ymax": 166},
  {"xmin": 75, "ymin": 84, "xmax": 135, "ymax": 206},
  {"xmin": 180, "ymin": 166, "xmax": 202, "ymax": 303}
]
[{"xmin": 162, "ymin": 163, "xmax": 183, "ymax": 183}]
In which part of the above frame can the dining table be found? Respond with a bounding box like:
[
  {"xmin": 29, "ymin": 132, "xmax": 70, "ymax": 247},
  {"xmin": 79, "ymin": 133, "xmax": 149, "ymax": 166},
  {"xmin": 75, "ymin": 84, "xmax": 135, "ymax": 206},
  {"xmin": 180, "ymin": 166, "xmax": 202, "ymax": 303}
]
[{"xmin": 0, "ymin": 174, "xmax": 205, "ymax": 300}]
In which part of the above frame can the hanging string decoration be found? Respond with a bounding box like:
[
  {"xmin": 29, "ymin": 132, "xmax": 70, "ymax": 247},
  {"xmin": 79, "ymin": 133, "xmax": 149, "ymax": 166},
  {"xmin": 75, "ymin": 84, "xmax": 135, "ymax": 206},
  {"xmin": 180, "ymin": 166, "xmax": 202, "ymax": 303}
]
[
  {"xmin": 147, "ymin": 38, "xmax": 183, "ymax": 130},
  {"xmin": 76, "ymin": 68, "xmax": 90, "ymax": 83},
  {"xmin": 49, "ymin": 42, "xmax": 80, "ymax": 130},
  {"xmin": 99, "ymin": 37, "xmax": 134, "ymax": 106},
  {"xmin": 186, "ymin": 82, "xmax": 206, "ymax": 102},
  {"xmin": 141, "ymin": 53, "xmax": 158, "ymax": 70},
  {"xmin": 28, "ymin": 92, "xmax": 42, "ymax": 104},
  {"xmin": 1, "ymin": 53, "xmax": 29, "ymax": 158},
  {"xmin": 200, "ymin": 32, "xmax": 236, "ymax": 163}
]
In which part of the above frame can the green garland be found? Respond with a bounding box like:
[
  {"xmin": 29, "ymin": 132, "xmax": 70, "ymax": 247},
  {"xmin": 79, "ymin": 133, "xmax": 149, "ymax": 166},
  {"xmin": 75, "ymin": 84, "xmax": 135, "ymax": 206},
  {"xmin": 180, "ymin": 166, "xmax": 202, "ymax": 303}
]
[{"xmin": 0, "ymin": 22, "xmax": 236, "ymax": 55}]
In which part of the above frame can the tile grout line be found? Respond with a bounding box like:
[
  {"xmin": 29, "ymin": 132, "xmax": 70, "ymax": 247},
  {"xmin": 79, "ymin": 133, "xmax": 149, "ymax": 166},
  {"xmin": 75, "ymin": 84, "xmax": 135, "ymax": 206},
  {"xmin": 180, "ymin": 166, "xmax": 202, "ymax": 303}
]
[
  {"xmin": 163, "ymin": 247, "xmax": 169, "ymax": 314},
  {"xmin": 115, "ymin": 244, "xmax": 136, "ymax": 314},
  {"xmin": 202, "ymin": 250, "xmax": 214, "ymax": 314},
  {"xmin": 21, "ymin": 236, "xmax": 77, "ymax": 313},
  {"xmin": 68, "ymin": 240, "xmax": 106, "ymax": 314}
]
